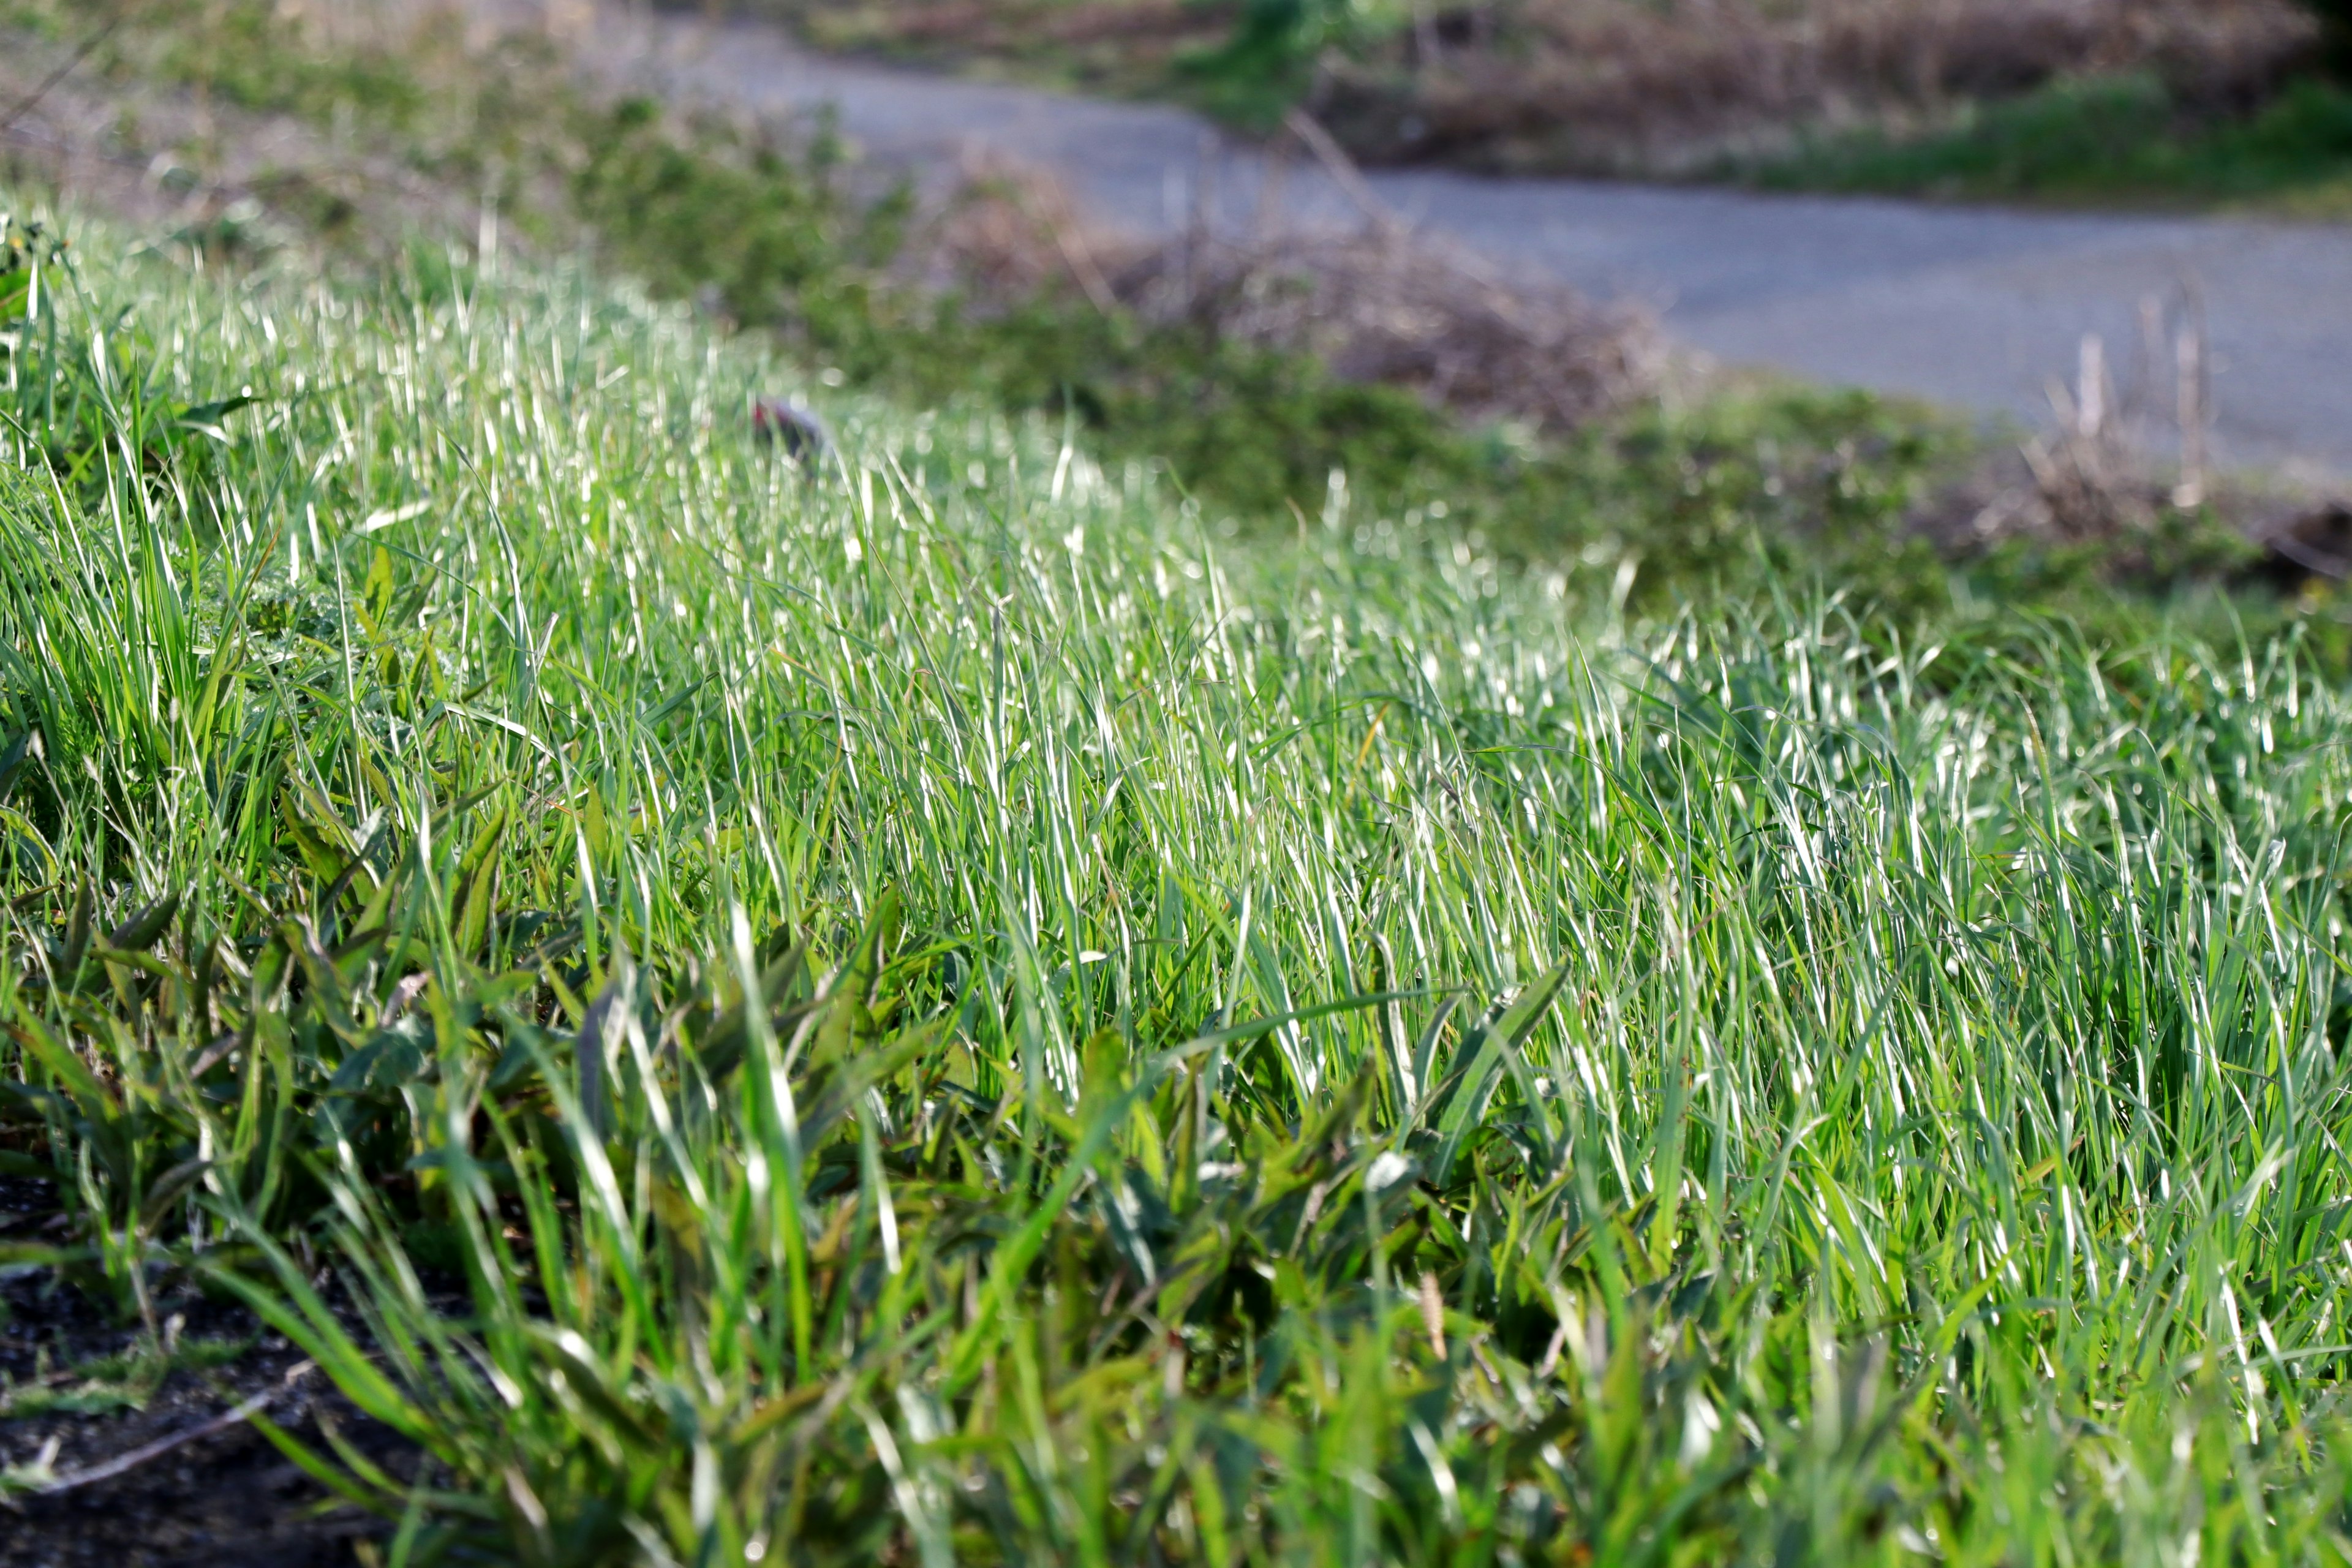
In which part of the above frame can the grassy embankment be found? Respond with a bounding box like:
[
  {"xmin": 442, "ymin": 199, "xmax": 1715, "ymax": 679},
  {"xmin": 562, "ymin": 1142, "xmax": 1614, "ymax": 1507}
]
[
  {"xmin": 0, "ymin": 4, "xmax": 2351, "ymax": 1564},
  {"xmin": 4, "ymin": 187, "xmax": 2352, "ymax": 1564},
  {"xmin": 0, "ymin": 0, "xmax": 1980, "ymax": 606}
]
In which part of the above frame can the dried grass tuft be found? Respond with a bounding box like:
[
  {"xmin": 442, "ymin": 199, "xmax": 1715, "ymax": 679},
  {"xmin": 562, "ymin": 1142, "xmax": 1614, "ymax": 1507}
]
[
  {"xmin": 1912, "ymin": 312, "xmax": 2352, "ymax": 586},
  {"xmin": 920, "ymin": 151, "xmax": 1664, "ymax": 430},
  {"xmin": 1110, "ymin": 221, "xmax": 1662, "ymax": 429},
  {"xmin": 1921, "ymin": 328, "xmax": 2177, "ymax": 553}
]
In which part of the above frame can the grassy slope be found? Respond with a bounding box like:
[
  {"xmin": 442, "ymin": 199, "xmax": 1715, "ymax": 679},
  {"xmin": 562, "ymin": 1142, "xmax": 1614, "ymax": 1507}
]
[
  {"xmin": 2, "ymin": 0, "xmax": 2301, "ymax": 636},
  {"xmin": 2, "ymin": 203, "xmax": 2352, "ymax": 1564}
]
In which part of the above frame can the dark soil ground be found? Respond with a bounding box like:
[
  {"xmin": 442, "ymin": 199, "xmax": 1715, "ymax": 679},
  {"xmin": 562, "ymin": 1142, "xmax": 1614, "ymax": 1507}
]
[{"xmin": 0, "ymin": 1179, "xmax": 406, "ymax": 1568}]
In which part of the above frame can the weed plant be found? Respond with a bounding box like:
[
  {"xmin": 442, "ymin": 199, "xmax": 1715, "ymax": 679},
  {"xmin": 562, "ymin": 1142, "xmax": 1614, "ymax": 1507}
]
[
  {"xmin": 1174, "ymin": 0, "xmax": 1374, "ymax": 129},
  {"xmin": 2, "ymin": 199, "xmax": 2352, "ymax": 1563}
]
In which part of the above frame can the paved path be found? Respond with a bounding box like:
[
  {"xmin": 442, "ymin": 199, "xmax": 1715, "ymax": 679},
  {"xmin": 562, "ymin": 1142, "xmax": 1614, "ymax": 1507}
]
[{"xmin": 485, "ymin": 1, "xmax": 2352, "ymax": 475}]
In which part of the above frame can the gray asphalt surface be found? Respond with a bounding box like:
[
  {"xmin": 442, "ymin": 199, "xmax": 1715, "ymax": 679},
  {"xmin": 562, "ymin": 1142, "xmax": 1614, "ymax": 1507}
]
[{"xmin": 485, "ymin": 1, "xmax": 2352, "ymax": 475}]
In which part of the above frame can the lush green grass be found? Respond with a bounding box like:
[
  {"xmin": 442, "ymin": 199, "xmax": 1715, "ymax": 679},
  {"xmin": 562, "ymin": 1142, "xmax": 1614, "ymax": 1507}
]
[
  {"xmin": 1747, "ymin": 72, "xmax": 2352, "ymax": 213},
  {"xmin": 3, "ymin": 197, "xmax": 2352, "ymax": 1565}
]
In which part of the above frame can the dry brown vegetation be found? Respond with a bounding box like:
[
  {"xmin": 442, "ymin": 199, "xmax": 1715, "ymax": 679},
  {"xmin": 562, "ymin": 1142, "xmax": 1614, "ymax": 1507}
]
[
  {"xmin": 922, "ymin": 150, "xmax": 1662, "ymax": 431},
  {"xmin": 764, "ymin": 0, "xmax": 2322, "ymax": 172},
  {"xmin": 1900, "ymin": 316, "xmax": 2352, "ymax": 591},
  {"xmin": 1319, "ymin": 0, "xmax": 2321, "ymax": 172}
]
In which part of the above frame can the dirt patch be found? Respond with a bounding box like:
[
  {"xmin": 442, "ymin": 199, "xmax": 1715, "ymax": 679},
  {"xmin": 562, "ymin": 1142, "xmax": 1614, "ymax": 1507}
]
[{"xmin": 0, "ymin": 1181, "xmax": 407, "ymax": 1568}]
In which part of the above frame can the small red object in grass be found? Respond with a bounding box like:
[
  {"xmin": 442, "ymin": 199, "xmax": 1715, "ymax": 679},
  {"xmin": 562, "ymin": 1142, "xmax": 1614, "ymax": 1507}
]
[{"xmin": 752, "ymin": 397, "xmax": 834, "ymax": 465}]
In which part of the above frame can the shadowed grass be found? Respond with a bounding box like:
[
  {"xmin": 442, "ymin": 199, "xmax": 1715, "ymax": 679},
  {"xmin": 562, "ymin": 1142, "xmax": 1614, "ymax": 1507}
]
[
  {"xmin": 1749, "ymin": 71, "xmax": 2352, "ymax": 213},
  {"xmin": 1, "ymin": 206, "xmax": 2351, "ymax": 1564}
]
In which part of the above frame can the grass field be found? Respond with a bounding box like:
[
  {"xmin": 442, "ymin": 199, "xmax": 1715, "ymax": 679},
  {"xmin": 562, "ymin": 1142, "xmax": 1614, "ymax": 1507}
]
[{"xmin": 1, "ymin": 184, "xmax": 2351, "ymax": 1564}]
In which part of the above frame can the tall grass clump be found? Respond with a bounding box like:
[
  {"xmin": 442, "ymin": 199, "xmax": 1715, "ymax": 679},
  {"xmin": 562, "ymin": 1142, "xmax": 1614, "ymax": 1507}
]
[{"xmin": 3, "ymin": 204, "xmax": 2352, "ymax": 1563}]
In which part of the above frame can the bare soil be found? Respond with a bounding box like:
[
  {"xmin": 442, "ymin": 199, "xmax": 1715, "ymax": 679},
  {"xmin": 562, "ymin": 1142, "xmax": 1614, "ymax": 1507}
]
[{"xmin": 0, "ymin": 1181, "xmax": 405, "ymax": 1568}]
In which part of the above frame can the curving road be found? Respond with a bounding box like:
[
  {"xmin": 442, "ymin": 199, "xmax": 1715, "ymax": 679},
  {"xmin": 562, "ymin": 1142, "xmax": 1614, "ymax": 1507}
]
[{"xmin": 470, "ymin": 1, "xmax": 2352, "ymax": 476}]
